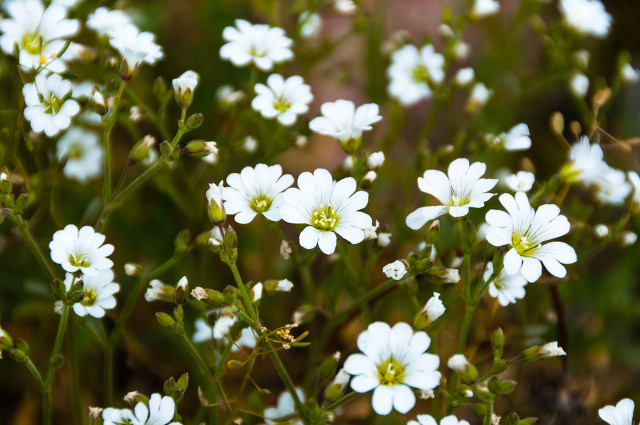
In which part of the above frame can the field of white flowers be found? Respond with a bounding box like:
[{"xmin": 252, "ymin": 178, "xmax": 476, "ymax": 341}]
[{"xmin": 0, "ymin": 0, "xmax": 639, "ymax": 424}]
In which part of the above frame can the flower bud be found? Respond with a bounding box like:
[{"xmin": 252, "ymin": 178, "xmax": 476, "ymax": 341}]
[
  {"xmin": 172, "ymin": 70, "xmax": 199, "ymax": 109},
  {"xmin": 280, "ymin": 240, "xmax": 292, "ymax": 259},
  {"xmin": 427, "ymin": 267, "xmax": 460, "ymax": 284},
  {"xmin": 174, "ymin": 276, "xmax": 188, "ymax": 305},
  {"xmin": 186, "ymin": 140, "xmax": 218, "ymax": 159},
  {"xmin": 367, "ymin": 151, "xmax": 385, "ymax": 169},
  {"xmin": 129, "ymin": 135, "xmax": 156, "ymax": 163},
  {"xmin": 251, "ymin": 282, "xmax": 263, "ymax": 301},
  {"xmin": 488, "ymin": 377, "xmax": 517, "ymax": 395},
  {"xmin": 156, "ymin": 312, "xmax": 177, "ymax": 329},
  {"xmin": 264, "ymin": 279, "xmax": 294, "ymax": 292},
  {"xmin": 206, "ymin": 181, "xmax": 226, "ymax": 225},
  {"xmin": 362, "ymin": 170, "xmax": 377, "ymax": 187},
  {"xmin": 124, "ymin": 391, "xmax": 148, "ymax": 406},
  {"xmin": 466, "ymin": 83, "xmax": 492, "ymax": 114},
  {"xmin": 124, "ymin": 263, "xmax": 143, "ymax": 277},
  {"xmin": 491, "ymin": 327, "xmax": 505, "ymax": 357},
  {"xmin": 377, "ymin": 232, "xmax": 392, "ymax": 247},
  {"xmin": 447, "ymin": 354, "xmax": 478, "ymax": 383},
  {"xmin": 184, "ymin": 113, "xmax": 204, "ymax": 132},
  {"xmin": 523, "ymin": 341, "xmax": 566, "ymax": 363},
  {"xmin": 87, "ymin": 406, "xmax": 103, "ymax": 425},
  {"xmin": 292, "ymin": 304, "xmax": 315, "ymax": 324},
  {"xmin": 242, "ymin": 136, "xmax": 258, "ymax": 153},
  {"xmin": 0, "ymin": 322, "xmax": 13, "ymax": 354},
  {"xmin": 382, "ymin": 260, "xmax": 408, "ymax": 280},
  {"xmin": 317, "ymin": 351, "xmax": 341, "ymax": 380},
  {"xmin": 145, "ymin": 279, "xmax": 174, "ymax": 303},
  {"xmin": 92, "ymin": 85, "xmax": 107, "ymax": 116},
  {"xmin": 424, "ymin": 219, "xmax": 441, "ymax": 245},
  {"xmin": 414, "ymin": 292, "xmax": 446, "ymax": 330},
  {"xmin": 0, "ymin": 168, "xmax": 11, "ymax": 194},
  {"xmin": 324, "ymin": 368, "xmax": 350, "ymax": 402}
]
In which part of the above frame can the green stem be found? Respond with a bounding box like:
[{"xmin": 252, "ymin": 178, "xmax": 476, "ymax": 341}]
[
  {"xmin": 43, "ymin": 305, "xmax": 70, "ymax": 425},
  {"xmin": 180, "ymin": 332, "xmax": 213, "ymax": 377},
  {"xmin": 24, "ymin": 357, "xmax": 46, "ymax": 390},
  {"xmin": 7, "ymin": 213, "xmax": 56, "ymax": 282},
  {"xmin": 215, "ymin": 337, "xmax": 236, "ymax": 378},
  {"xmin": 102, "ymin": 81, "xmax": 127, "ymax": 203},
  {"xmin": 326, "ymin": 391, "xmax": 361, "ymax": 411}
]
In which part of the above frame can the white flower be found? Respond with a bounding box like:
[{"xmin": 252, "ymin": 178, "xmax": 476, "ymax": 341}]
[
  {"xmin": 87, "ymin": 7, "xmax": 132, "ymax": 37},
  {"xmin": 252, "ymin": 74, "xmax": 313, "ymax": 126},
  {"xmin": 64, "ymin": 270, "xmax": 119, "ymax": 318},
  {"xmin": 447, "ymin": 354, "xmax": 471, "ymax": 372},
  {"xmin": 452, "ymin": 41, "xmax": 469, "ymax": 60},
  {"xmin": 299, "ymin": 12, "xmax": 321, "ymax": 39},
  {"xmin": 252, "ymin": 282, "xmax": 263, "ymax": 301},
  {"xmin": 364, "ymin": 170, "xmax": 377, "ymax": 185},
  {"xmin": 409, "ymin": 415, "xmax": 470, "ymax": 425},
  {"xmin": 0, "ymin": 0, "xmax": 80, "ymax": 72},
  {"xmin": 502, "ymin": 123, "xmax": 531, "ymax": 151},
  {"xmin": 242, "ymin": 136, "xmax": 258, "ymax": 153},
  {"xmin": 593, "ymin": 224, "xmax": 609, "ymax": 239},
  {"xmin": 471, "ymin": 0, "xmax": 500, "ymax": 18},
  {"xmin": 193, "ymin": 318, "xmax": 256, "ymax": 352},
  {"xmin": 388, "ymin": 44, "xmax": 445, "ymax": 106},
  {"xmin": 56, "ymin": 128, "xmax": 103, "ymax": 181},
  {"xmin": 144, "ymin": 280, "xmax": 173, "ymax": 302},
  {"xmin": 562, "ymin": 136, "xmax": 609, "ymax": 184},
  {"xmin": 454, "ymin": 68, "xmax": 475, "ymax": 87},
  {"xmin": 466, "ymin": 83, "xmax": 492, "ymax": 113},
  {"xmin": 406, "ymin": 158, "xmax": 498, "ymax": 229},
  {"xmin": 367, "ymin": 152, "xmax": 386, "ymax": 169},
  {"xmin": 504, "ymin": 171, "xmax": 535, "ymax": 192},
  {"xmin": 599, "ymin": 398, "xmax": 635, "ymax": 425},
  {"xmin": 213, "ymin": 315, "xmax": 237, "ymax": 339},
  {"xmin": 383, "ymin": 260, "xmax": 408, "ymax": 280},
  {"xmin": 539, "ymin": 341, "xmax": 566, "ymax": 358},
  {"xmin": 378, "ymin": 232, "xmax": 392, "ymax": 247},
  {"xmin": 102, "ymin": 393, "xmax": 181, "ymax": 425},
  {"xmin": 620, "ymin": 231, "xmax": 638, "ymax": 247},
  {"xmin": 23, "ymin": 73, "xmax": 80, "ymax": 137},
  {"xmin": 49, "ymin": 225, "xmax": 114, "ymax": 277},
  {"xmin": 309, "ymin": 100, "xmax": 382, "ymax": 142},
  {"xmin": 264, "ymin": 389, "xmax": 305, "ymax": 425},
  {"xmin": 281, "ymin": 169, "xmax": 372, "ymax": 255},
  {"xmin": 108, "ymin": 24, "xmax": 164, "ymax": 79},
  {"xmin": 334, "ymin": 0, "xmax": 357, "ymax": 13},
  {"xmin": 559, "ymin": 0, "xmax": 611, "ymax": 38},
  {"xmin": 275, "ymin": 279, "xmax": 293, "ymax": 292},
  {"xmin": 419, "ymin": 292, "xmax": 446, "ymax": 325},
  {"xmin": 343, "ymin": 322, "xmax": 441, "ymax": 415},
  {"xmin": 569, "ymin": 73, "xmax": 589, "ymax": 97},
  {"xmin": 485, "ymin": 192, "xmax": 577, "ymax": 283},
  {"xmin": 172, "ymin": 70, "xmax": 199, "ymax": 108},
  {"xmin": 595, "ymin": 168, "xmax": 632, "ymax": 205},
  {"xmin": 629, "ymin": 171, "xmax": 640, "ymax": 210},
  {"xmin": 620, "ymin": 63, "xmax": 640, "ymax": 85},
  {"xmin": 220, "ymin": 19, "xmax": 293, "ymax": 71},
  {"xmin": 483, "ymin": 263, "xmax": 528, "ymax": 306},
  {"xmin": 222, "ymin": 163, "xmax": 293, "ymax": 224}
]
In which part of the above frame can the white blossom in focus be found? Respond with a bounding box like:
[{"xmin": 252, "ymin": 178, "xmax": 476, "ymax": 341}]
[
  {"xmin": 406, "ymin": 158, "xmax": 498, "ymax": 229},
  {"xmin": 408, "ymin": 415, "xmax": 470, "ymax": 425},
  {"xmin": 504, "ymin": 171, "xmax": 535, "ymax": 192},
  {"xmin": 23, "ymin": 73, "xmax": 80, "ymax": 137},
  {"xmin": 483, "ymin": 263, "xmax": 528, "ymax": 306},
  {"xmin": 102, "ymin": 393, "xmax": 181, "ymax": 425},
  {"xmin": 471, "ymin": 0, "xmax": 500, "ymax": 18},
  {"xmin": 343, "ymin": 322, "xmax": 441, "ymax": 415},
  {"xmin": 485, "ymin": 192, "xmax": 577, "ymax": 283},
  {"xmin": 388, "ymin": 44, "xmax": 445, "ymax": 106},
  {"xmin": 383, "ymin": 260, "xmax": 408, "ymax": 280},
  {"xmin": 309, "ymin": 100, "xmax": 382, "ymax": 142},
  {"xmin": 281, "ymin": 169, "xmax": 372, "ymax": 255},
  {"xmin": 220, "ymin": 19, "xmax": 293, "ymax": 71},
  {"xmin": 64, "ymin": 270, "xmax": 119, "ymax": 318},
  {"xmin": 252, "ymin": 74, "xmax": 313, "ymax": 126},
  {"xmin": 57, "ymin": 128, "xmax": 103, "ymax": 182},
  {"xmin": 108, "ymin": 24, "xmax": 164, "ymax": 79},
  {"xmin": 172, "ymin": 70, "xmax": 199, "ymax": 108},
  {"xmin": 49, "ymin": 225, "xmax": 114, "ymax": 277},
  {"xmin": 561, "ymin": 136, "xmax": 609, "ymax": 185},
  {"xmin": 86, "ymin": 7, "xmax": 133, "ymax": 37},
  {"xmin": 0, "ymin": 0, "xmax": 80, "ymax": 72},
  {"xmin": 222, "ymin": 163, "xmax": 293, "ymax": 224},
  {"xmin": 264, "ymin": 389, "xmax": 306, "ymax": 425},
  {"xmin": 599, "ymin": 398, "xmax": 635, "ymax": 425},
  {"xmin": 559, "ymin": 0, "xmax": 611, "ymax": 38}
]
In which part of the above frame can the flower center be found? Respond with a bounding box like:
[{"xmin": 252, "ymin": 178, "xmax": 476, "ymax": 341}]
[
  {"xmin": 273, "ymin": 97, "xmax": 291, "ymax": 114},
  {"xmin": 67, "ymin": 143, "xmax": 84, "ymax": 160},
  {"xmin": 513, "ymin": 234, "xmax": 538, "ymax": 255},
  {"xmin": 450, "ymin": 193, "xmax": 469, "ymax": 206},
  {"xmin": 250, "ymin": 194, "xmax": 272, "ymax": 213},
  {"xmin": 22, "ymin": 32, "xmax": 43, "ymax": 55},
  {"xmin": 80, "ymin": 288, "xmax": 98, "ymax": 306},
  {"xmin": 248, "ymin": 45, "xmax": 266, "ymax": 58},
  {"xmin": 377, "ymin": 358, "xmax": 406, "ymax": 386},
  {"xmin": 411, "ymin": 64, "xmax": 430, "ymax": 83},
  {"xmin": 311, "ymin": 203, "xmax": 339, "ymax": 231},
  {"xmin": 44, "ymin": 93, "xmax": 63, "ymax": 115},
  {"xmin": 69, "ymin": 253, "xmax": 91, "ymax": 268}
]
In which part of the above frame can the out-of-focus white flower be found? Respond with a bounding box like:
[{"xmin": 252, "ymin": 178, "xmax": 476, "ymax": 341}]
[
  {"xmin": 409, "ymin": 415, "xmax": 470, "ymax": 425},
  {"xmin": 620, "ymin": 63, "xmax": 640, "ymax": 85},
  {"xmin": 595, "ymin": 168, "xmax": 632, "ymax": 206},
  {"xmin": 172, "ymin": 70, "xmax": 199, "ymax": 109},
  {"xmin": 50, "ymin": 225, "xmax": 114, "ymax": 277},
  {"xmin": 452, "ymin": 41, "xmax": 469, "ymax": 60},
  {"xmin": 266, "ymin": 279, "xmax": 294, "ymax": 292},
  {"xmin": 489, "ymin": 123, "xmax": 531, "ymax": 151},
  {"xmin": 466, "ymin": 83, "xmax": 492, "ymax": 113},
  {"xmin": 252, "ymin": 282, "xmax": 263, "ymax": 301},
  {"xmin": 363, "ymin": 170, "xmax": 377, "ymax": 185},
  {"xmin": 599, "ymin": 398, "xmax": 635, "ymax": 425},
  {"xmin": 377, "ymin": 232, "xmax": 392, "ymax": 247},
  {"xmin": 264, "ymin": 389, "xmax": 306, "ymax": 425},
  {"xmin": 447, "ymin": 354, "xmax": 471, "ymax": 372},
  {"xmin": 485, "ymin": 192, "xmax": 577, "ymax": 283},
  {"xmin": 108, "ymin": 24, "xmax": 164, "ymax": 79},
  {"xmin": 573, "ymin": 49, "xmax": 590, "ymax": 70},
  {"xmin": 504, "ymin": 171, "xmax": 535, "ymax": 192},
  {"xmin": 382, "ymin": 260, "xmax": 408, "ymax": 280},
  {"xmin": 559, "ymin": 0, "xmax": 611, "ymax": 38},
  {"xmin": 406, "ymin": 158, "xmax": 498, "ymax": 229},
  {"xmin": 344, "ymin": 322, "xmax": 441, "ymax": 415},
  {"xmin": 124, "ymin": 263, "xmax": 142, "ymax": 277},
  {"xmin": 628, "ymin": 171, "xmax": 640, "ymax": 211},
  {"xmin": 23, "ymin": 73, "xmax": 80, "ymax": 137},
  {"xmin": 569, "ymin": 73, "xmax": 589, "ymax": 97},
  {"xmin": 102, "ymin": 393, "xmax": 180, "ymax": 425},
  {"xmin": 57, "ymin": 128, "xmax": 103, "ymax": 182},
  {"xmin": 64, "ymin": 270, "xmax": 119, "ymax": 318},
  {"xmin": 252, "ymin": 74, "xmax": 313, "ymax": 126},
  {"xmin": 198, "ymin": 141, "xmax": 218, "ymax": 164},
  {"xmin": 220, "ymin": 19, "xmax": 293, "ymax": 71},
  {"xmin": 242, "ymin": 136, "xmax": 259, "ymax": 153},
  {"xmin": 281, "ymin": 169, "xmax": 372, "ymax": 255},
  {"xmin": 0, "ymin": 0, "xmax": 80, "ymax": 72},
  {"xmin": 280, "ymin": 240, "xmax": 292, "ymax": 259},
  {"xmin": 483, "ymin": 263, "xmax": 528, "ymax": 306},
  {"xmin": 193, "ymin": 318, "xmax": 256, "ymax": 352},
  {"xmin": 593, "ymin": 224, "xmax": 609, "ymax": 239},
  {"xmin": 367, "ymin": 152, "xmax": 386, "ymax": 169},
  {"xmin": 54, "ymin": 301, "xmax": 64, "ymax": 315},
  {"xmin": 364, "ymin": 220, "xmax": 380, "ymax": 241},
  {"xmin": 222, "ymin": 163, "xmax": 293, "ymax": 224},
  {"xmin": 213, "ymin": 314, "xmax": 237, "ymax": 339},
  {"xmin": 539, "ymin": 341, "xmax": 566, "ymax": 358},
  {"xmin": 299, "ymin": 12, "xmax": 321, "ymax": 39},
  {"xmin": 334, "ymin": 0, "xmax": 357, "ymax": 13},
  {"xmin": 388, "ymin": 44, "xmax": 445, "ymax": 106},
  {"xmin": 309, "ymin": 100, "xmax": 382, "ymax": 142},
  {"xmin": 619, "ymin": 231, "xmax": 638, "ymax": 247},
  {"xmin": 87, "ymin": 7, "xmax": 132, "ymax": 37},
  {"xmin": 454, "ymin": 68, "xmax": 475, "ymax": 87},
  {"xmin": 561, "ymin": 136, "xmax": 609, "ymax": 185},
  {"xmin": 144, "ymin": 280, "xmax": 174, "ymax": 303},
  {"xmin": 471, "ymin": 0, "xmax": 500, "ymax": 18}
]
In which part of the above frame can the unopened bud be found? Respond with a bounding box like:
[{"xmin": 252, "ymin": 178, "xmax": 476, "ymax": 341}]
[
  {"xmin": 523, "ymin": 341, "xmax": 566, "ymax": 363},
  {"xmin": 124, "ymin": 263, "xmax": 143, "ymax": 277},
  {"xmin": 87, "ymin": 406, "xmax": 103, "ymax": 425},
  {"xmin": 186, "ymin": 140, "xmax": 218, "ymax": 159},
  {"xmin": 317, "ymin": 351, "xmax": 341, "ymax": 380},
  {"xmin": 172, "ymin": 70, "xmax": 199, "ymax": 109},
  {"xmin": 367, "ymin": 151, "xmax": 385, "ymax": 169},
  {"xmin": 251, "ymin": 282, "xmax": 263, "ymax": 301},
  {"xmin": 425, "ymin": 220, "xmax": 441, "ymax": 245},
  {"xmin": 206, "ymin": 181, "xmax": 226, "ymax": 225},
  {"xmin": 0, "ymin": 322, "xmax": 13, "ymax": 353},
  {"xmin": 491, "ymin": 328, "xmax": 505, "ymax": 357},
  {"xmin": 427, "ymin": 267, "xmax": 460, "ymax": 284},
  {"xmin": 280, "ymin": 240, "xmax": 292, "ymax": 259},
  {"xmin": 145, "ymin": 280, "xmax": 174, "ymax": 303},
  {"xmin": 156, "ymin": 312, "xmax": 177, "ymax": 329},
  {"xmin": 129, "ymin": 135, "xmax": 156, "ymax": 163},
  {"xmin": 174, "ymin": 276, "xmax": 188, "ymax": 305},
  {"xmin": 264, "ymin": 279, "xmax": 294, "ymax": 292},
  {"xmin": 447, "ymin": 354, "xmax": 478, "ymax": 383},
  {"xmin": 377, "ymin": 232, "xmax": 391, "ymax": 247},
  {"xmin": 324, "ymin": 368, "xmax": 350, "ymax": 401},
  {"xmin": 362, "ymin": 170, "xmax": 377, "ymax": 186},
  {"xmin": 413, "ymin": 292, "xmax": 446, "ymax": 330},
  {"xmin": 124, "ymin": 391, "xmax": 148, "ymax": 406},
  {"xmin": 92, "ymin": 86, "xmax": 107, "ymax": 116}
]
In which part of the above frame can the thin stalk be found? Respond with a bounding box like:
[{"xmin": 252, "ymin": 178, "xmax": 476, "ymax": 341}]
[
  {"xmin": 8, "ymin": 213, "xmax": 56, "ymax": 282},
  {"xmin": 102, "ymin": 81, "xmax": 127, "ymax": 202},
  {"xmin": 326, "ymin": 391, "xmax": 361, "ymax": 411},
  {"xmin": 24, "ymin": 357, "xmax": 46, "ymax": 390},
  {"xmin": 180, "ymin": 332, "xmax": 213, "ymax": 377},
  {"xmin": 43, "ymin": 305, "xmax": 70, "ymax": 425}
]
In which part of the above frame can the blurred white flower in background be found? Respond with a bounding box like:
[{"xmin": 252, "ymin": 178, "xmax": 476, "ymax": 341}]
[
  {"xmin": 559, "ymin": 0, "xmax": 611, "ymax": 38},
  {"xmin": 388, "ymin": 44, "xmax": 445, "ymax": 106},
  {"xmin": 264, "ymin": 389, "xmax": 306, "ymax": 425},
  {"xmin": 471, "ymin": 0, "xmax": 500, "ymax": 19},
  {"xmin": 483, "ymin": 263, "xmax": 528, "ymax": 306},
  {"xmin": 252, "ymin": 74, "xmax": 313, "ymax": 126},
  {"xmin": 56, "ymin": 128, "xmax": 103, "ymax": 182},
  {"xmin": 87, "ymin": 7, "xmax": 133, "ymax": 37},
  {"xmin": 504, "ymin": 171, "xmax": 535, "ymax": 192}
]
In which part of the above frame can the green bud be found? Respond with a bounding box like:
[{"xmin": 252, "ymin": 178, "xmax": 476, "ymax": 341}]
[
  {"xmin": 173, "ymin": 305, "xmax": 184, "ymax": 323},
  {"xmin": 153, "ymin": 76, "xmax": 167, "ymax": 101},
  {"xmin": 324, "ymin": 384, "xmax": 343, "ymax": 402},
  {"xmin": 426, "ymin": 266, "xmax": 461, "ymax": 284},
  {"xmin": 223, "ymin": 225, "xmax": 238, "ymax": 250},
  {"xmin": 66, "ymin": 290, "xmax": 86, "ymax": 304},
  {"xmin": 206, "ymin": 183, "xmax": 226, "ymax": 225},
  {"xmin": 492, "ymin": 249, "xmax": 504, "ymax": 275},
  {"xmin": 474, "ymin": 384, "xmax": 493, "ymax": 403},
  {"xmin": 518, "ymin": 418, "xmax": 538, "ymax": 425},
  {"xmin": 163, "ymin": 376, "xmax": 176, "ymax": 395},
  {"xmin": 259, "ymin": 388, "xmax": 271, "ymax": 398},
  {"xmin": 0, "ymin": 322, "xmax": 13, "ymax": 352},
  {"xmin": 174, "ymin": 373, "xmax": 189, "ymax": 402},
  {"xmin": 473, "ymin": 403, "xmax": 487, "ymax": 418},
  {"xmin": 227, "ymin": 359, "xmax": 245, "ymax": 369},
  {"xmin": 424, "ymin": 219, "xmax": 440, "ymax": 245},
  {"xmin": 9, "ymin": 347, "xmax": 28, "ymax": 363},
  {"xmin": 91, "ymin": 86, "xmax": 107, "ymax": 116},
  {"xmin": 51, "ymin": 279, "xmax": 66, "ymax": 300},
  {"xmin": 494, "ymin": 379, "xmax": 517, "ymax": 395},
  {"xmin": 184, "ymin": 113, "xmax": 204, "ymax": 132},
  {"xmin": 223, "ymin": 286, "xmax": 237, "ymax": 305},
  {"xmin": 129, "ymin": 135, "xmax": 156, "ymax": 163},
  {"xmin": 156, "ymin": 312, "xmax": 176, "ymax": 329},
  {"xmin": 491, "ymin": 359, "xmax": 508, "ymax": 375},
  {"xmin": 49, "ymin": 354, "xmax": 64, "ymax": 369},
  {"xmin": 174, "ymin": 229, "xmax": 190, "ymax": 256},
  {"xmin": 491, "ymin": 327, "xmax": 505, "ymax": 358},
  {"xmin": 14, "ymin": 193, "xmax": 27, "ymax": 213},
  {"xmin": 185, "ymin": 140, "xmax": 218, "ymax": 159},
  {"xmin": 174, "ymin": 277, "xmax": 188, "ymax": 305},
  {"xmin": 317, "ymin": 351, "xmax": 341, "ymax": 380},
  {"xmin": 159, "ymin": 140, "xmax": 173, "ymax": 157}
]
